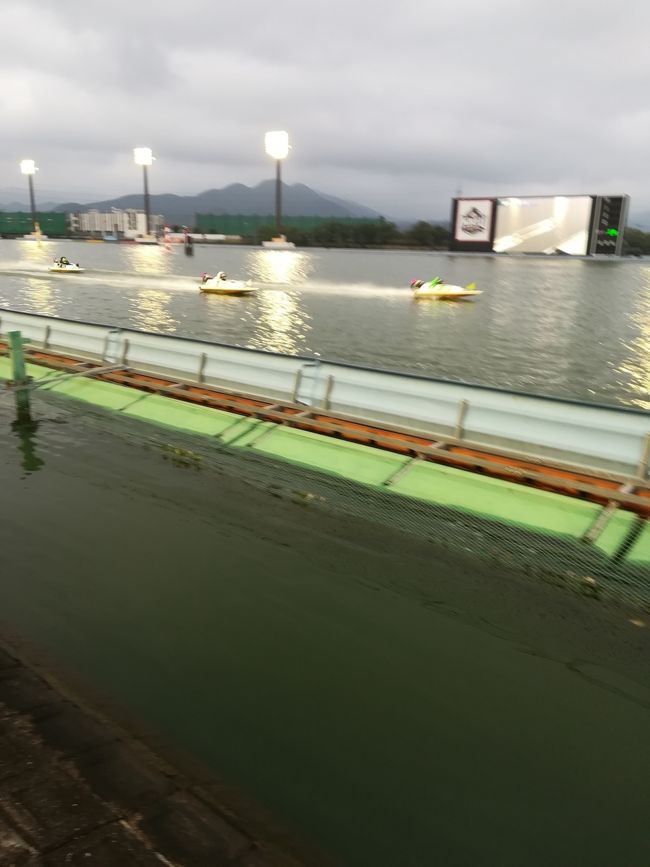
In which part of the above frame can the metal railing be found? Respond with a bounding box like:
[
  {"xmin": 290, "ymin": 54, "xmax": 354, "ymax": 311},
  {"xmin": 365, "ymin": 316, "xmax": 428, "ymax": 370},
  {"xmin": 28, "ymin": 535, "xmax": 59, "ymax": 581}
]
[{"xmin": 2, "ymin": 306, "xmax": 649, "ymax": 474}]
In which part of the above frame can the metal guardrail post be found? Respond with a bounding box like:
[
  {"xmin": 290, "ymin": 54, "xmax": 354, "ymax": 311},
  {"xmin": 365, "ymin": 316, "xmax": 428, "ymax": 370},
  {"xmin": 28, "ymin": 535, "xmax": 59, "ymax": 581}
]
[
  {"xmin": 636, "ymin": 431, "xmax": 650, "ymax": 479},
  {"xmin": 291, "ymin": 369, "xmax": 303, "ymax": 403},
  {"xmin": 102, "ymin": 328, "xmax": 122, "ymax": 363},
  {"xmin": 197, "ymin": 352, "xmax": 207, "ymax": 384},
  {"xmin": 8, "ymin": 331, "xmax": 28, "ymax": 385},
  {"xmin": 454, "ymin": 399, "xmax": 469, "ymax": 439},
  {"xmin": 8, "ymin": 330, "xmax": 32, "ymax": 417},
  {"xmin": 322, "ymin": 375, "xmax": 335, "ymax": 410}
]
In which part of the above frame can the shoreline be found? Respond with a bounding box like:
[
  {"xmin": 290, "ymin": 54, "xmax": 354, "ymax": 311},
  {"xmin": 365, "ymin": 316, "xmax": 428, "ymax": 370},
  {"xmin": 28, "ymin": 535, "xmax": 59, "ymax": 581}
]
[
  {"xmin": 1, "ymin": 236, "xmax": 644, "ymax": 257},
  {"xmin": 0, "ymin": 634, "xmax": 328, "ymax": 866}
]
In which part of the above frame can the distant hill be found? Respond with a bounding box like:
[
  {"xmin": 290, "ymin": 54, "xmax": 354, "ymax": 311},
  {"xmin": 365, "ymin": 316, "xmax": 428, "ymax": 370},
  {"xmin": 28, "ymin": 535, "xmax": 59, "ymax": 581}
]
[
  {"xmin": 0, "ymin": 184, "xmax": 106, "ymax": 212},
  {"xmin": 55, "ymin": 180, "xmax": 382, "ymax": 227},
  {"xmin": 0, "ymin": 200, "xmax": 62, "ymax": 212},
  {"xmin": 308, "ymin": 188, "xmax": 381, "ymax": 219}
]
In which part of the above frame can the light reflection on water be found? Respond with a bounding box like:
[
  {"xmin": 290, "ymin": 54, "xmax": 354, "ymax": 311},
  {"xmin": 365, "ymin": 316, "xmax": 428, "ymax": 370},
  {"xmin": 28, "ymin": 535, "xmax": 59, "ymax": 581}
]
[
  {"xmin": 248, "ymin": 289, "xmax": 312, "ymax": 355},
  {"xmin": 617, "ymin": 266, "xmax": 650, "ymax": 409},
  {"xmin": 19, "ymin": 240, "xmax": 56, "ymax": 266},
  {"xmin": 23, "ymin": 277, "xmax": 60, "ymax": 317},
  {"xmin": 122, "ymin": 244, "xmax": 176, "ymax": 275},
  {"xmin": 130, "ymin": 287, "xmax": 177, "ymax": 333},
  {"xmin": 246, "ymin": 249, "xmax": 313, "ymax": 285}
]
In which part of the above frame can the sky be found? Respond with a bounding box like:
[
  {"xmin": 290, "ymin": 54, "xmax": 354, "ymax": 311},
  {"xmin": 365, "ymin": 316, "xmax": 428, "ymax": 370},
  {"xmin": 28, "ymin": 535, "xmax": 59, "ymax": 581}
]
[{"xmin": 0, "ymin": 0, "xmax": 648, "ymax": 221}]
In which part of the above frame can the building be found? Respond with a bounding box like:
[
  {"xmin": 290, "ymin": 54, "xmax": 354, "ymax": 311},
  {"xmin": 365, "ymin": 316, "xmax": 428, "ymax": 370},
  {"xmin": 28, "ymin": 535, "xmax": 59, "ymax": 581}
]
[{"xmin": 68, "ymin": 209, "xmax": 165, "ymax": 239}]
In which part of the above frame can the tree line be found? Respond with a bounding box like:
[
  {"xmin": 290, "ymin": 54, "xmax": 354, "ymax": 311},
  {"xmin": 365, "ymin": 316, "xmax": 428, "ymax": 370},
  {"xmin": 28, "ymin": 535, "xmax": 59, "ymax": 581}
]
[
  {"xmin": 622, "ymin": 228, "xmax": 650, "ymax": 257},
  {"xmin": 255, "ymin": 221, "xmax": 650, "ymax": 253},
  {"xmin": 254, "ymin": 219, "xmax": 451, "ymax": 249},
  {"xmin": 176, "ymin": 218, "xmax": 650, "ymax": 254}
]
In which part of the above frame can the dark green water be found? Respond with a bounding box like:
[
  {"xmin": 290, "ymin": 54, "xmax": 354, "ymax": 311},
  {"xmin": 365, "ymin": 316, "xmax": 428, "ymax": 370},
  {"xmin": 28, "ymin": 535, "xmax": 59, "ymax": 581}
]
[{"xmin": 1, "ymin": 392, "xmax": 650, "ymax": 866}]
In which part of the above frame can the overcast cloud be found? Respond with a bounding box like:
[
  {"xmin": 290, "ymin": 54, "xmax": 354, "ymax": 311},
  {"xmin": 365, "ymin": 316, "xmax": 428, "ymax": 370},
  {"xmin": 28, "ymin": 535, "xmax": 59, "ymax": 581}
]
[{"xmin": 0, "ymin": 0, "xmax": 647, "ymax": 219}]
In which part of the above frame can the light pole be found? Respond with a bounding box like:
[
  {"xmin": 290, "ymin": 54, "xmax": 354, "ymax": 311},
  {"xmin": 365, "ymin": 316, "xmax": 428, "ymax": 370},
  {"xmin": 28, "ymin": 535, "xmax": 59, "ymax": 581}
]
[
  {"xmin": 133, "ymin": 147, "xmax": 154, "ymax": 236},
  {"xmin": 19, "ymin": 159, "xmax": 38, "ymax": 232},
  {"xmin": 264, "ymin": 131, "xmax": 289, "ymax": 236}
]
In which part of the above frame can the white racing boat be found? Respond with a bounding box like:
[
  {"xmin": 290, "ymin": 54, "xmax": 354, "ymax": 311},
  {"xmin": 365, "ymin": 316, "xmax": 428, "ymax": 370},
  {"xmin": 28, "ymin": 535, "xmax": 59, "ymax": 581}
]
[
  {"xmin": 48, "ymin": 258, "xmax": 85, "ymax": 273},
  {"xmin": 410, "ymin": 278, "xmax": 481, "ymax": 300},
  {"xmin": 262, "ymin": 234, "xmax": 295, "ymax": 250},
  {"xmin": 199, "ymin": 272, "xmax": 257, "ymax": 296}
]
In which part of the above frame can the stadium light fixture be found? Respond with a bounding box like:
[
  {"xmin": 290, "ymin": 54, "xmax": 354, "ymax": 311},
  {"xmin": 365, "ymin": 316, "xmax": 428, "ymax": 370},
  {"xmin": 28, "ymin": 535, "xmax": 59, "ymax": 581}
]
[
  {"xmin": 19, "ymin": 159, "xmax": 38, "ymax": 231},
  {"xmin": 133, "ymin": 147, "xmax": 154, "ymax": 235},
  {"xmin": 265, "ymin": 131, "xmax": 290, "ymax": 234}
]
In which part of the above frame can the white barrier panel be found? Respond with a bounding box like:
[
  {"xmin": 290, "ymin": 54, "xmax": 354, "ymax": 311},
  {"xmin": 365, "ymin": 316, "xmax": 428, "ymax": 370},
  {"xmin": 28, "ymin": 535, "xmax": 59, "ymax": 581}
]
[
  {"xmin": 1, "ymin": 308, "xmax": 649, "ymax": 472},
  {"xmin": 0, "ymin": 309, "xmax": 111, "ymax": 358},
  {"xmin": 124, "ymin": 329, "xmax": 305, "ymax": 398},
  {"xmin": 317, "ymin": 361, "xmax": 650, "ymax": 469}
]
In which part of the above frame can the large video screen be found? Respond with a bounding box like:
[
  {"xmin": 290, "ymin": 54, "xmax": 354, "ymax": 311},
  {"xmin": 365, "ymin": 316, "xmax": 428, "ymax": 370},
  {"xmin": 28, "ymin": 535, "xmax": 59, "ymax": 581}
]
[
  {"xmin": 493, "ymin": 196, "xmax": 592, "ymax": 255},
  {"xmin": 454, "ymin": 199, "xmax": 494, "ymax": 244}
]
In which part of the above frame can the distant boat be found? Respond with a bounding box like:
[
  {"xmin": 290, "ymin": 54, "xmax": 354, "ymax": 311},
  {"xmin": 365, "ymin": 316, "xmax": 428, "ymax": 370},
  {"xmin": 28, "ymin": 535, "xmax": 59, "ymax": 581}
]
[
  {"xmin": 262, "ymin": 234, "xmax": 295, "ymax": 250},
  {"xmin": 134, "ymin": 234, "xmax": 159, "ymax": 245},
  {"xmin": 21, "ymin": 222, "xmax": 48, "ymax": 242}
]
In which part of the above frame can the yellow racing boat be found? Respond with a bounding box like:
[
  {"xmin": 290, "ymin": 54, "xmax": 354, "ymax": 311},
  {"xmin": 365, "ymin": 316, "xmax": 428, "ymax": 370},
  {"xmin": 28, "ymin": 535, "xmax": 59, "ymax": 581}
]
[{"xmin": 410, "ymin": 278, "xmax": 481, "ymax": 300}]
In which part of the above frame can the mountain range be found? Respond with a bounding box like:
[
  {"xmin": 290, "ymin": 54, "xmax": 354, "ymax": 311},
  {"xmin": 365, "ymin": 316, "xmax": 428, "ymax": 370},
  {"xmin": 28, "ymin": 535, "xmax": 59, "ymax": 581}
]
[
  {"xmin": 41, "ymin": 181, "xmax": 381, "ymax": 227},
  {"xmin": 0, "ymin": 199, "xmax": 60, "ymax": 212},
  {"xmin": 4, "ymin": 180, "xmax": 647, "ymax": 229}
]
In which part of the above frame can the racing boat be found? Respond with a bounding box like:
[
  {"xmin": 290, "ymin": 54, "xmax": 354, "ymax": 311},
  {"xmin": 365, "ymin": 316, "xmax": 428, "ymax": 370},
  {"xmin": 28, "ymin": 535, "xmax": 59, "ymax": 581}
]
[
  {"xmin": 262, "ymin": 234, "xmax": 295, "ymax": 250},
  {"xmin": 48, "ymin": 258, "xmax": 84, "ymax": 273},
  {"xmin": 410, "ymin": 277, "xmax": 481, "ymax": 300},
  {"xmin": 199, "ymin": 272, "xmax": 257, "ymax": 296},
  {"xmin": 21, "ymin": 221, "xmax": 48, "ymax": 242}
]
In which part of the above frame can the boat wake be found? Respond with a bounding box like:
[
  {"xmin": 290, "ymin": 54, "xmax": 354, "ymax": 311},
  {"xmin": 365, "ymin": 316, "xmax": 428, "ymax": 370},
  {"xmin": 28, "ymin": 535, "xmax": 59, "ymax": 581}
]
[
  {"xmin": 0, "ymin": 263, "xmax": 411, "ymax": 299},
  {"xmin": 295, "ymin": 280, "xmax": 408, "ymax": 298},
  {"xmin": 71, "ymin": 269, "xmax": 199, "ymax": 293},
  {"xmin": 0, "ymin": 263, "xmax": 199, "ymax": 293}
]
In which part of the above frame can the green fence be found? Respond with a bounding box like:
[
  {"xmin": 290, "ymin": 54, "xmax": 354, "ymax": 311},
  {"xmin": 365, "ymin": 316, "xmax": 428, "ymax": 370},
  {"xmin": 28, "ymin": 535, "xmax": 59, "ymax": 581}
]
[
  {"xmin": 195, "ymin": 214, "xmax": 372, "ymax": 235},
  {"xmin": 0, "ymin": 212, "xmax": 67, "ymax": 237}
]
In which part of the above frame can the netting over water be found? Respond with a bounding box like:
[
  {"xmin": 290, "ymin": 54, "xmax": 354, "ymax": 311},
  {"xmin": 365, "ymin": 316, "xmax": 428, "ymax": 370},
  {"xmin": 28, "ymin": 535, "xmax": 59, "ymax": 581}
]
[{"xmin": 44, "ymin": 395, "xmax": 648, "ymax": 615}]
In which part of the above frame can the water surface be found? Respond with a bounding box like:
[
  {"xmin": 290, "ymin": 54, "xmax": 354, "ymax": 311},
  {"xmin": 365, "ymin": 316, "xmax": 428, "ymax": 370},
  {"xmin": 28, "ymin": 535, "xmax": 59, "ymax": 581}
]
[
  {"xmin": 2, "ymin": 240, "xmax": 650, "ymax": 407},
  {"xmin": 1, "ymin": 391, "xmax": 649, "ymax": 866}
]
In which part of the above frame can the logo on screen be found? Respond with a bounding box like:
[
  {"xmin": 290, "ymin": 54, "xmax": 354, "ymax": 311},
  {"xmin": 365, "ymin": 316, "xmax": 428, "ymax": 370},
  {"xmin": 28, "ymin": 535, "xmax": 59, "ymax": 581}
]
[{"xmin": 460, "ymin": 207, "xmax": 486, "ymax": 236}]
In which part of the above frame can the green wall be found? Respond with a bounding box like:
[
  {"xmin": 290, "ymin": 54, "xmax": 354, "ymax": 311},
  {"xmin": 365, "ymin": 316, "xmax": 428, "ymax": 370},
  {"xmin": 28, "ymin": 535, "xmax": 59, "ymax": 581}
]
[{"xmin": 0, "ymin": 212, "xmax": 67, "ymax": 236}]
